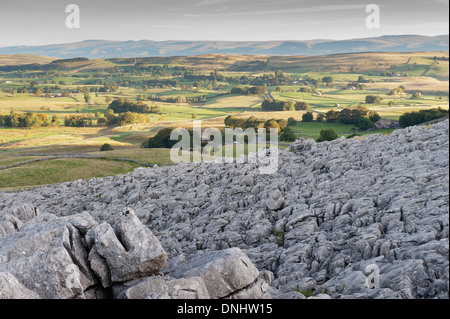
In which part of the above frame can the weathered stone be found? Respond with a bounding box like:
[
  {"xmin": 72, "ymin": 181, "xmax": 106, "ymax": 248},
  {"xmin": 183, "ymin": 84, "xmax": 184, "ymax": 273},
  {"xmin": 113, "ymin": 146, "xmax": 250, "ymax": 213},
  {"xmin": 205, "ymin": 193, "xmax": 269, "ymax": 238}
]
[
  {"xmin": 169, "ymin": 248, "xmax": 260, "ymax": 299},
  {"xmin": 0, "ymin": 120, "xmax": 448, "ymax": 299},
  {"xmin": 0, "ymin": 272, "xmax": 40, "ymax": 299},
  {"xmin": 113, "ymin": 276, "xmax": 210, "ymax": 299},
  {"xmin": 89, "ymin": 208, "xmax": 168, "ymax": 283},
  {"xmin": 266, "ymin": 188, "xmax": 285, "ymax": 211},
  {"xmin": 225, "ymin": 276, "xmax": 271, "ymax": 299},
  {"xmin": 0, "ymin": 213, "xmax": 97, "ymax": 299}
]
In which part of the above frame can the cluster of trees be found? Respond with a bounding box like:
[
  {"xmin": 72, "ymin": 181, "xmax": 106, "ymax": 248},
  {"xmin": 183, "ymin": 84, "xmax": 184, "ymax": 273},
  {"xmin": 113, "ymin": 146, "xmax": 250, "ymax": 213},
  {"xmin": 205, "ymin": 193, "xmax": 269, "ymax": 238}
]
[
  {"xmin": 324, "ymin": 106, "xmax": 381, "ymax": 130},
  {"xmin": 347, "ymin": 82, "xmax": 367, "ymax": 90},
  {"xmin": 0, "ymin": 112, "xmax": 59, "ymax": 128},
  {"xmin": 224, "ymin": 115, "xmax": 288, "ymax": 132},
  {"xmin": 261, "ymin": 100, "xmax": 310, "ymax": 111},
  {"xmin": 107, "ymin": 99, "xmax": 161, "ymax": 114},
  {"xmin": 223, "ymin": 115, "xmax": 298, "ymax": 141},
  {"xmin": 144, "ymin": 94, "xmax": 207, "ymax": 104},
  {"xmin": 302, "ymin": 112, "xmax": 315, "ymax": 123},
  {"xmin": 64, "ymin": 115, "xmax": 97, "ymax": 127},
  {"xmin": 322, "ymin": 76, "xmax": 335, "ymax": 87},
  {"xmin": 399, "ymin": 108, "xmax": 449, "ymax": 128},
  {"xmin": 63, "ymin": 110, "xmax": 150, "ymax": 127},
  {"xmin": 230, "ymin": 86, "xmax": 267, "ymax": 95},
  {"xmin": 388, "ymin": 86, "xmax": 406, "ymax": 96},
  {"xmin": 104, "ymin": 110, "xmax": 149, "ymax": 127},
  {"xmin": 141, "ymin": 127, "xmax": 190, "ymax": 149},
  {"xmin": 141, "ymin": 79, "xmax": 180, "ymax": 89},
  {"xmin": 380, "ymin": 70, "xmax": 396, "ymax": 77},
  {"xmin": 298, "ymin": 87, "xmax": 317, "ymax": 93},
  {"xmin": 182, "ymin": 70, "xmax": 292, "ymax": 87},
  {"xmin": 136, "ymin": 65, "xmax": 167, "ymax": 77},
  {"xmin": 100, "ymin": 143, "xmax": 114, "ymax": 152},
  {"xmin": 317, "ymin": 129, "xmax": 338, "ymax": 142},
  {"xmin": 365, "ymin": 95, "xmax": 383, "ymax": 104},
  {"xmin": 411, "ymin": 92, "xmax": 423, "ymax": 99},
  {"xmin": 97, "ymin": 83, "xmax": 119, "ymax": 93},
  {"xmin": 301, "ymin": 76, "xmax": 322, "ymax": 88},
  {"xmin": 356, "ymin": 76, "xmax": 374, "ymax": 84}
]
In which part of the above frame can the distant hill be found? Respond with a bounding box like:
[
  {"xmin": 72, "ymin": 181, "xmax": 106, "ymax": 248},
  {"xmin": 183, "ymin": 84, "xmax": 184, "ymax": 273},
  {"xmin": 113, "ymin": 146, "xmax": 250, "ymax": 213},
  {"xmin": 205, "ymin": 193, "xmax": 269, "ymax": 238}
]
[
  {"xmin": 0, "ymin": 54, "xmax": 56, "ymax": 66},
  {"xmin": 1, "ymin": 51, "xmax": 448, "ymax": 81},
  {"xmin": 0, "ymin": 35, "xmax": 448, "ymax": 59}
]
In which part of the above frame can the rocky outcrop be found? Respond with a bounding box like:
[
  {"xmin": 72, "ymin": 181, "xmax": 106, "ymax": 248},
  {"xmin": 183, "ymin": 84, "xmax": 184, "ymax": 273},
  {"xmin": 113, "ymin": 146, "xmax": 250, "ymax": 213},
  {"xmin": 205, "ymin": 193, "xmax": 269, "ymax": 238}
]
[
  {"xmin": 0, "ymin": 211, "xmax": 98, "ymax": 298},
  {"xmin": 167, "ymin": 248, "xmax": 263, "ymax": 299},
  {"xmin": 86, "ymin": 208, "xmax": 168, "ymax": 284},
  {"xmin": 0, "ymin": 204, "xmax": 266, "ymax": 299},
  {"xmin": 113, "ymin": 276, "xmax": 210, "ymax": 299},
  {"xmin": 375, "ymin": 119, "xmax": 400, "ymax": 129},
  {"xmin": 0, "ymin": 120, "xmax": 448, "ymax": 299},
  {"xmin": 0, "ymin": 272, "xmax": 41, "ymax": 299}
]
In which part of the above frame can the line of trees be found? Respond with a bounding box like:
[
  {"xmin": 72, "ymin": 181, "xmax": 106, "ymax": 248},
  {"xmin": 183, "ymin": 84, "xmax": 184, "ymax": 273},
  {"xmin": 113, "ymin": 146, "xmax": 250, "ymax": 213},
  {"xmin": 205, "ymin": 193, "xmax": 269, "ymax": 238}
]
[
  {"xmin": 63, "ymin": 110, "xmax": 150, "ymax": 127},
  {"xmin": 64, "ymin": 115, "xmax": 97, "ymax": 127},
  {"xmin": 183, "ymin": 70, "xmax": 292, "ymax": 87},
  {"xmin": 141, "ymin": 127, "xmax": 193, "ymax": 149},
  {"xmin": 365, "ymin": 95, "xmax": 383, "ymax": 104},
  {"xmin": 144, "ymin": 95, "xmax": 206, "ymax": 104},
  {"xmin": 261, "ymin": 100, "xmax": 310, "ymax": 111},
  {"xmin": 224, "ymin": 115, "xmax": 288, "ymax": 132},
  {"xmin": 399, "ymin": 108, "xmax": 449, "ymax": 128},
  {"xmin": 325, "ymin": 106, "xmax": 380, "ymax": 125},
  {"xmin": 107, "ymin": 99, "xmax": 161, "ymax": 114},
  {"xmin": 104, "ymin": 111, "xmax": 149, "ymax": 127},
  {"xmin": 231, "ymin": 86, "xmax": 267, "ymax": 95},
  {"xmin": 0, "ymin": 112, "xmax": 59, "ymax": 128}
]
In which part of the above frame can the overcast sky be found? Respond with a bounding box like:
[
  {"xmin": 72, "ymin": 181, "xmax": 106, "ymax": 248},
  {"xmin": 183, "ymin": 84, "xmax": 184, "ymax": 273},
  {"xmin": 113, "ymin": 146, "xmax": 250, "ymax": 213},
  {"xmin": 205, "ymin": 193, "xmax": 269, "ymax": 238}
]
[{"xmin": 0, "ymin": 0, "xmax": 448, "ymax": 47}]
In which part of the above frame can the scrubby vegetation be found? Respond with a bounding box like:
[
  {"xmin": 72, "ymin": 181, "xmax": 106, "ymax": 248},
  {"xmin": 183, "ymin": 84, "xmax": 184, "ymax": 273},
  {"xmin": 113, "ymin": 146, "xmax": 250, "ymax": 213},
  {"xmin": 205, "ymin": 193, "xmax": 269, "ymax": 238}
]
[{"xmin": 399, "ymin": 107, "xmax": 449, "ymax": 128}]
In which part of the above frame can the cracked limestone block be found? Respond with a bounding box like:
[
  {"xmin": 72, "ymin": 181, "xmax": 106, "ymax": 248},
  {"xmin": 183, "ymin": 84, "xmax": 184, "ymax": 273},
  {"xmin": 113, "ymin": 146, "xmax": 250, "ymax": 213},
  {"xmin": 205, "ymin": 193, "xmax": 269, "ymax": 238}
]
[
  {"xmin": 225, "ymin": 276, "xmax": 272, "ymax": 299},
  {"xmin": 265, "ymin": 188, "xmax": 285, "ymax": 211},
  {"xmin": 0, "ymin": 213, "xmax": 98, "ymax": 299},
  {"xmin": 113, "ymin": 276, "xmax": 210, "ymax": 299},
  {"xmin": 168, "ymin": 247, "xmax": 261, "ymax": 299},
  {"xmin": 89, "ymin": 208, "xmax": 168, "ymax": 283},
  {"xmin": 0, "ymin": 272, "xmax": 40, "ymax": 299},
  {"xmin": 0, "ymin": 203, "xmax": 40, "ymax": 239}
]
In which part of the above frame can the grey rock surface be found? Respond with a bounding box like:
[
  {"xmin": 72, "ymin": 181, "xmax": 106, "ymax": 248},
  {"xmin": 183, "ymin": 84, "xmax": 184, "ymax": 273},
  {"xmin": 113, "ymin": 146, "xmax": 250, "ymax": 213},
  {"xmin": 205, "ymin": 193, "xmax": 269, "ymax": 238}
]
[
  {"xmin": 0, "ymin": 120, "xmax": 448, "ymax": 299},
  {"xmin": 0, "ymin": 272, "xmax": 40, "ymax": 299},
  {"xmin": 113, "ymin": 276, "xmax": 210, "ymax": 299},
  {"xmin": 88, "ymin": 208, "xmax": 168, "ymax": 283},
  {"xmin": 0, "ymin": 212, "xmax": 98, "ymax": 299},
  {"xmin": 168, "ymin": 248, "xmax": 260, "ymax": 299}
]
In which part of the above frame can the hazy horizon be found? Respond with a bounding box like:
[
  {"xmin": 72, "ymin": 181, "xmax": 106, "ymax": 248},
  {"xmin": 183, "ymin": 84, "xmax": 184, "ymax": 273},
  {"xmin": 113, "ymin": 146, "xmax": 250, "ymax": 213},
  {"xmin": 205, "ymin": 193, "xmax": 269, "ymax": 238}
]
[
  {"xmin": 0, "ymin": 0, "xmax": 448, "ymax": 48},
  {"xmin": 1, "ymin": 33, "xmax": 449, "ymax": 49}
]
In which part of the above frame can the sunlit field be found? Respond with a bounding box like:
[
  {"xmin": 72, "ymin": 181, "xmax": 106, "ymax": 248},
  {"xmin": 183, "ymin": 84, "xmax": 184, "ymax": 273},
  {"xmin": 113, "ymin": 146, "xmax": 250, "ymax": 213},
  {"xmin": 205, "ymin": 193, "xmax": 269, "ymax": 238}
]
[{"xmin": 0, "ymin": 51, "xmax": 448, "ymax": 190}]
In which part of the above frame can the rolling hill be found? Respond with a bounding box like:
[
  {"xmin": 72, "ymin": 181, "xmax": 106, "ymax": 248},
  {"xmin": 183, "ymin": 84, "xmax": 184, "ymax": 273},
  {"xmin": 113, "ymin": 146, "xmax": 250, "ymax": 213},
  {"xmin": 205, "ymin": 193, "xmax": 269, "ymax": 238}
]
[
  {"xmin": 0, "ymin": 54, "xmax": 56, "ymax": 66},
  {"xmin": 0, "ymin": 35, "xmax": 448, "ymax": 59}
]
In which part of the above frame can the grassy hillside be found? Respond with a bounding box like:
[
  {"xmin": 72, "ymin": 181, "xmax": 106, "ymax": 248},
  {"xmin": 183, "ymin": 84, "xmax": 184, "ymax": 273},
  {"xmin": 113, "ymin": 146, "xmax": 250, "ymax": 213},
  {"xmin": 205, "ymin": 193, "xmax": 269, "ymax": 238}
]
[
  {"xmin": 0, "ymin": 54, "xmax": 56, "ymax": 66},
  {"xmin": 0, "ymin": 51, "xmax": 448, "ymax": 190}
]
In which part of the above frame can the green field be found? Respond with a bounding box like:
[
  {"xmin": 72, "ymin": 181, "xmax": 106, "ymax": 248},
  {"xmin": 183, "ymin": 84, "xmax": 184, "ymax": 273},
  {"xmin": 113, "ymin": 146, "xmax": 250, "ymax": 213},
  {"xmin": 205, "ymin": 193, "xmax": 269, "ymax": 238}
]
[
  {"xmin": 0, "ymin": 158, "xmax": 140, "ymax": 190},
  {"xmin": 0, "ymin": 51, "xmax": 448, "ymax": 190},
  {"xmin": 288, "ymin": 122, "xmax": 394, "ymax": 139}
]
